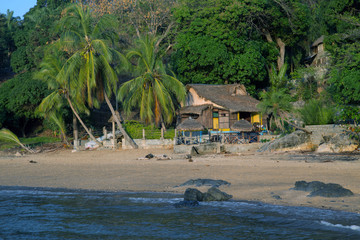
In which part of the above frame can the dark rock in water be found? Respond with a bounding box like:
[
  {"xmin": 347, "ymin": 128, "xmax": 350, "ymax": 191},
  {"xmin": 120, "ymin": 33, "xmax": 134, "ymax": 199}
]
[
  {"xmin": 258, "ymin": 130, "xmax": 311, "ymax": 152},
  {"xmin": 145, "ymin": 153, "xmax": 154, "ymax": 159},
  {"xmin": 184, "ymin": 188, "xmax": 204, "ymax": 201},
  {"xmin": 293, "ymin": 181, "xmax": 354, "ymax": 197},
  {"xmin": 174, "ymin": 200, "xmax": 199, "ymax": 208},
  {"xmin": 202, "ymin": 187, "xmax": 232, "ymax": 201},
  {"xmin": 182, "ymin": 187, "xmax": 232, "ymax": 203},
  {"xmin": 176, "ymin": 178, "xmax": 231, "ymax": 188}
]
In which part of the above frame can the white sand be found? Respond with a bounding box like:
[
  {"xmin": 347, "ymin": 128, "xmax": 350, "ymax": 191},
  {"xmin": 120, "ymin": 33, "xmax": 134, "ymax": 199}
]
[{"xmin": 0, "ymin": 148, "xmax": 359, "ymax": 213}]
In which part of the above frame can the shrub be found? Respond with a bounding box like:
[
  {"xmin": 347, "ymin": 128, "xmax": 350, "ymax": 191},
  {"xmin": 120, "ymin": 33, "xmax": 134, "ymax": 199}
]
[
  {"xmin": 298, "ymin": 99, "xmax": 335, "ymax": 125},
  {"xmin": 124, "ymin": 120, "xmax": 175, "ymax": 139}
]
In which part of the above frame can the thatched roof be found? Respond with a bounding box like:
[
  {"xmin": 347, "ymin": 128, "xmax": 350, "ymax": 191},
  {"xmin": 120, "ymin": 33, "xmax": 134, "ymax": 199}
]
[
  {"xmin": 230, "ymin": 119, "xmax": 253, "ymax": 132},
  {"xmin": 311, "ymin": 35, "xmax": 324, "ymax": 47},
  {"xmin": 187, "ymin": 84, "xmax": 259, "ymax": 112},
  {"xmin": 179, "ymin": 104, "xmax": 212, "ymax": 115},
  {"xmin": 108, "ymin": 111, "xmax": 121, "ymax": 123},
  {"xmin": 176, "ymin": 118, "xmax": 206, "ymax": 131}
]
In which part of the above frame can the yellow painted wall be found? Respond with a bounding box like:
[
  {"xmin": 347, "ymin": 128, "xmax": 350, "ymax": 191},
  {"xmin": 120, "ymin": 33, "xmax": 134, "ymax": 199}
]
[
  {"xmin": 251, "ymin": 113, "xmax": 262, "ymax": 125},
  {"xmin": 213, "ymin": 117, "xmax": 219, "ymax": 129}
]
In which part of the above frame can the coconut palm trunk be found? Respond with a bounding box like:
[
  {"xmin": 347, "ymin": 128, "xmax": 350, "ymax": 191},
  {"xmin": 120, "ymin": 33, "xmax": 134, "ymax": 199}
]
[
  {"xmin": 66, "ymin": 95, "xmax": 99, "ymax": 144},
  {"xmin": 104, "ymin": 91, "xmax": 138, "ymax": 149}
]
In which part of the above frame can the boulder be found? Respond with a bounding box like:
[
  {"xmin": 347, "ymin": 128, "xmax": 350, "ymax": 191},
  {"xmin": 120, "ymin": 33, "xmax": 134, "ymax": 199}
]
[
  {"xmin": 180, "ymin": 187, "xmax": 232, "ymax": 205},
  {"xmin": 258, "ymin": 130, "xmax": 312, "ymax": 152},
  {"xmin": 293, "ymin": 181, "xmax": 354, "ymax": 197},
  {"xmin": 316, "ymin": 132, "xmax": 358, "ymax": 153},
  {"xmin": 184, "ymin": 188, "xmax": 204, "ymax": 201},
  {"xmin": 176, "ymin": 179, "xmax": 231, "ymax": 188},
  {"xmin": 202, "ymin": 187, "xmax": 233, "ymax": 201},
  {"xmin": 294, "ymin": 181, "xmax": 326, "ymax": 192},
  {"xmin": 309, "ymin": 183, "xmax": 354, "ymax": 197}
]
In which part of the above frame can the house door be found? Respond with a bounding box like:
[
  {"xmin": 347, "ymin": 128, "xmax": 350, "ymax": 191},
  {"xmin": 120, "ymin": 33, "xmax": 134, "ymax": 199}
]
[{"xmin": 212, "ymin": 112, "xmax": 219, "ymax": 129}]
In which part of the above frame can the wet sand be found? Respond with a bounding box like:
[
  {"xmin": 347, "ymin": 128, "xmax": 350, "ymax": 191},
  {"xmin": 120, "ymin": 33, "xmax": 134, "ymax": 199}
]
[{"xmin": 0, "ymin": 148, "xmax": 359, "ymax": 213}]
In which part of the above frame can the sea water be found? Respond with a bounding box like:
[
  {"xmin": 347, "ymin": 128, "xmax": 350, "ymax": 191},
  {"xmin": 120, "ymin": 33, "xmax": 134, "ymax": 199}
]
[{"xmin": 0, "ymin": 186, "xmax": 359, "ymax": 239}]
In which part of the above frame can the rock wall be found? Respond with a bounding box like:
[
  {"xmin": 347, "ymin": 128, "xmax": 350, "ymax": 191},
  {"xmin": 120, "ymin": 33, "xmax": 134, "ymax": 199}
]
[
  {"xmin": 122, "ymin": 138, "xmax": 173, "ymax": 150},
  {"xmin": 305, "ymin": 124, "xmax": 344, "ymax": 145}
]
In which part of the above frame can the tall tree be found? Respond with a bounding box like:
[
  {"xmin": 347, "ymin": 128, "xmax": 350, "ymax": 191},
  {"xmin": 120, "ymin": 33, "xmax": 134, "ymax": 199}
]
[
  {"xmin": 57, "ymin": 4, "xmax": 138, "ymax": 148},
  {"xmin": 118, "ymin": 35, "xmax": 186, "ymax": 126},
  {"xmin": 36, "ymin": 44, "xmax": 89, "ymax": 144},
  {"xmin": 172, "ymin": 0, "xmax": 277, "ymax": 93}
]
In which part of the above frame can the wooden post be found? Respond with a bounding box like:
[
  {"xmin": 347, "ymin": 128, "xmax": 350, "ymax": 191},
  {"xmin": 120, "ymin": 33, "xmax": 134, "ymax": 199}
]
[
  {"xmin": 142, "ymin": 129, "xmax": 146, "ymax": 140},
  {"xmin": 103, "ymin": 126, "xmax": 107, "ymax": 140},
  {"xmin": 174, "ymin": 129, "xmax": 177, "ymax": 145},
  {"xmin": 73, "ymin": 115, "xmax": 78, "ymax": 150},
  {"xmin": 112, "ymin": 121, "xmax": 116, "ymax": 150}
]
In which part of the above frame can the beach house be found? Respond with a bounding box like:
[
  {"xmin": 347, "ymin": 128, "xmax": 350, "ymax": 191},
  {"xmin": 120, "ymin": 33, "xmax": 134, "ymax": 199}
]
[{"xmin": 178, "ymin": 84, "xmax": 262, "ymax": 131}]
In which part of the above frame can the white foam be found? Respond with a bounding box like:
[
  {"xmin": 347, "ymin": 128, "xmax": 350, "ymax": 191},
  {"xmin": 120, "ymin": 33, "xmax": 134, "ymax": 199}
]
[
  {"xmin": 320, "ymin": 221, "xmax": 360, "ymax": 232},
  {"xmin": 128, "ymin": 197, "xmax": 183, "ymax": 204}
]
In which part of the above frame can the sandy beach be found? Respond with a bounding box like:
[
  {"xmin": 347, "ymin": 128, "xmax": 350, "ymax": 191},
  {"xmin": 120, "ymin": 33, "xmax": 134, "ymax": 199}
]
[{"xmin": 0, "ymin": 148, "xmax": 359, "ymax": 213}]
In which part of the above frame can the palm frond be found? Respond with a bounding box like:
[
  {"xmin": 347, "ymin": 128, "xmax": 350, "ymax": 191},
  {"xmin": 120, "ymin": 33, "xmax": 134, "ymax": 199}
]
[{"xmin": 0, "ymin": 129, "xmax": 35, "ymax": 153}]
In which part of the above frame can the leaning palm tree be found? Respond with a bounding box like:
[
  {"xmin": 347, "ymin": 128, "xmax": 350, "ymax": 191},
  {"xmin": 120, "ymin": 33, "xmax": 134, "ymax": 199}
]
[
  {"xmin": 57, "ymin": 4, "xmax": 137, "ymax": 148},
  {"xmin": 36, "ymin": 44, "xmax": 97, "ymax": 144},
  {"xmin": 118, "ymin": 35, "xmax": 186, "ymax": 127}
]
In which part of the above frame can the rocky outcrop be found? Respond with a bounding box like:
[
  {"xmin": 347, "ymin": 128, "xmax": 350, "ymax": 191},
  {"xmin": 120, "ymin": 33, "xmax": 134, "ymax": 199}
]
[
  {"xmin": 183, "ymin": 188, "xmax": 204, "ymax": 201},
  {"xmin": 183, "ymin": 187, "xmax": 232, "ymax": 202},
  {"xmin": 316, "ymin": 132, "xmax": 359, "ymax": 153},
  {"xmin": 258, "ymin": 130, "xmax": 312, "ymax": 152},
  {"xmin": 202, "ymin": 187, "xmax": 233, "ymax": 201},
  {"xmin": 176, "ymin": 179, "xmax": 231, "ymax": 188},
  {"xmin": 293, "ymin": 181, "xmax": 354, "ymax": 197}
]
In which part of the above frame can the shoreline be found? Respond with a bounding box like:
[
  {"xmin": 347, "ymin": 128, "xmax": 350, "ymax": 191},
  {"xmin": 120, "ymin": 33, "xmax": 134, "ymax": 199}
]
[{"xmin": 0, "ymin": 148, "xmax": 359, "ymax": 213}]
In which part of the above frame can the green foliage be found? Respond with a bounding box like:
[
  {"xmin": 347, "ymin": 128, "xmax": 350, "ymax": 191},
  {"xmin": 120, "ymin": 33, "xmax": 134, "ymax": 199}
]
[
  {"xmin": 0, "ymin": 72, "xmax": 50, "ymax": 134},
  {"xmin": 290, "ymin": 67, "xmax": 319, "ymax": 101},
  {"xmin": 0, "ymin": 132, "xmax": 61, "ymax": 151},
  {"xmin": 298, "ymin": 99, "xmax": 335, "ymax": 125},
  {"xmin": 171, "ymin": 0, "xmax": 276, "ymax": 92},
  {"xmin": 124, "ymin": 120, "xmax": 175, "ymax": 139},
  {"xmin": 257, "ymin": 89, "xmax": 293, "ymax": 131},
  {"xmin": 56, "ymin": 4, "xmax": 122, "ymax": 108},
  {"xmin": 269, "ymin": 63, "xmax": 288, "ymax": 90},
  {"xmin": 10, "ymin": 1, "xmax": 70, "ymax": 73},
  {"xmin": 0, "ymin": 128, "xmax": 35, "ymax": 152},
  {"xmin": 336, "ymin": 106, "xmax": 360, "ymax": 125},
  {"xmin": 119, "ymin": 35, "xmax": 186, "ymax": 126}
]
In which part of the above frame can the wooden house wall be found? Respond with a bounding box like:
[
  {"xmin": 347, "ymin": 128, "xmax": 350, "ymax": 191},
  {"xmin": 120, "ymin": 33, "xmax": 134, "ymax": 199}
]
[
  {"xmin": 230, "ymin": 112, "xmax": 238, "ymax": 128},
  {"xmin": 200, "ymin": 108, "xmax": 213, "ymax": 128},
  {"xmin": 218, "ymin": 109, "xmax": 230, "ymax": 129}
]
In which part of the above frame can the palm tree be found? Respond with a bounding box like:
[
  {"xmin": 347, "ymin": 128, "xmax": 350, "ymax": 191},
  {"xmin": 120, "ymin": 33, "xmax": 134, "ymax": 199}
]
[
  {"xmin": 36, "ymin": 44, "xmax": 97, "ymax": 144},
  {"xmin": 269, "ymin": 63, "xmax": 288, "ymax": 90},
  {"xmin": 57, "ymin": 4, "xmax": 137, "ymax": 148},
  {"xmin": 257, "ymin": 89, "xmax": 293, "ymax": 131},
  {"xmin": 258, "ymin": 89, "xmax": 311, "ymax": 133},
  {"xmin": 118, "ymin": 35, "xmax": 186, "ymax": 127}
]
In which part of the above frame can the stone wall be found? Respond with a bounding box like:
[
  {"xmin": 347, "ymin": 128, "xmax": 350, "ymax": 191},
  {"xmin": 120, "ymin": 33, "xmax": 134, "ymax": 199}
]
[
  {"xmin": 122, "ymin": 138, "xmax": 173, "ymax": 150},
  {"xmin": 174, "ymin": 142, "xmax": 262, "ymax": 154},
  {"xmin": 305, "ymin": 124, "xmax": 344, "ymax": 145}
]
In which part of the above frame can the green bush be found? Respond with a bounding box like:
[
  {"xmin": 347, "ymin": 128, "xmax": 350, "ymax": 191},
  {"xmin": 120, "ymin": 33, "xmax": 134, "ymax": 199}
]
[
  {"xmin": 298, "ymin": 99, "xmax": 335, "ymax": 125},
  {"xmin": 124, "ymin": 120, "xmax": 175, "ymax": 139}
]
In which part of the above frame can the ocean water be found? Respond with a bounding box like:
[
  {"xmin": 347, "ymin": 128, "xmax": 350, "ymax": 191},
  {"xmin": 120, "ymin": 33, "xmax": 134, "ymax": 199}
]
[{"xmin": 0, "ymin": 186, "xmax": 359, "ymax": 240}]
